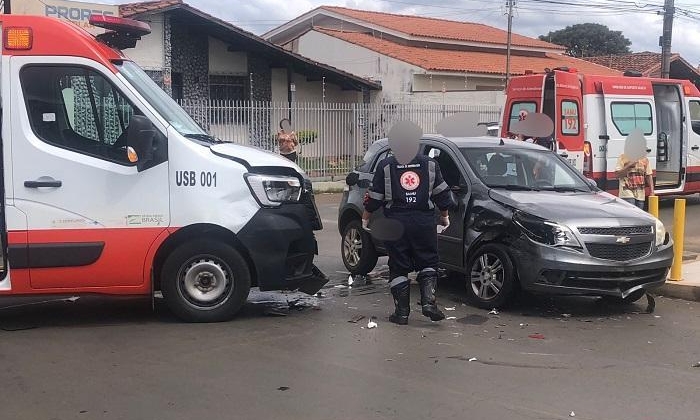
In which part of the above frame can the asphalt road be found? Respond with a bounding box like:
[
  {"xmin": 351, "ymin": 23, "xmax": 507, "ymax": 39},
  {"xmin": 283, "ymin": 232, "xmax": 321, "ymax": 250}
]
[{"xmin": 0, "ymin": 193, "xmax": 699, "ymax": 420}]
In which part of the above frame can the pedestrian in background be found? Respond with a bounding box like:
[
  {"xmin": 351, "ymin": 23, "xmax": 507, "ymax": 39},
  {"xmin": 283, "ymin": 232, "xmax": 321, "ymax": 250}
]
[
  {"xmin": 277, "ymin": 118, "xmax": 298, "ymax": 162},
  {"xmin": 615, "ymin": 154, "xmax": 654, "ymax": 209}
]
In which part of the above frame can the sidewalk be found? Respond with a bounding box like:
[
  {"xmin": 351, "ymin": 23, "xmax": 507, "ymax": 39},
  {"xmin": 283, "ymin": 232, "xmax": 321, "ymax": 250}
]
[
  {"xmin": 312, "ymin": 180, "xmax": 346, "ymax": 194},
  {"xmin": 657, "ymin": 260, "xmax": 700, "ymax": 301}
]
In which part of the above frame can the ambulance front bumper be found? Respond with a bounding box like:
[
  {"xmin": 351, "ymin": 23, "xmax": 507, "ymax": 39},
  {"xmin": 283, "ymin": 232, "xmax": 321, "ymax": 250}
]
[{"xmin": 236, "ymin": 201, "xmax": 327, "ymax": 294}]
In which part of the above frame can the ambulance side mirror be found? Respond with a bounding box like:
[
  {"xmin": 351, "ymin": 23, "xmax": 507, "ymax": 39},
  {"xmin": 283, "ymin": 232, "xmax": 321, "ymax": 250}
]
[{"xmin": 127, "ymin": 115, "xmax": 156, "ymax": 172}]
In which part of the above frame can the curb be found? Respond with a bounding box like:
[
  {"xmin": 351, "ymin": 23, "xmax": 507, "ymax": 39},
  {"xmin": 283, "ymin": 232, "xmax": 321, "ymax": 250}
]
[{"xmin": 656, "ymin": 281, "xmax": 700, "ymax": 302}]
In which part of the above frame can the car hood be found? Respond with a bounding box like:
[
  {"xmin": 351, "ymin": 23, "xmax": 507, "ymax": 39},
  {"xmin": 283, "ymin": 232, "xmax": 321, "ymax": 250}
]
[
  {"xmin": 488, "ymin": 189, "xmax": 655, "ymax": 223},
  {"xmin": 210, "ymin": 143, "xmax": 304, "ymax": 174}
]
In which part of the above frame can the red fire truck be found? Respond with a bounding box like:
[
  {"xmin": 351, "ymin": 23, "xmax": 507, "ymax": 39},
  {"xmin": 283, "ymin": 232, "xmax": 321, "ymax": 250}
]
[{"xmin": 502, "ymin": 68, "xmax": 700, "ymax": 195}]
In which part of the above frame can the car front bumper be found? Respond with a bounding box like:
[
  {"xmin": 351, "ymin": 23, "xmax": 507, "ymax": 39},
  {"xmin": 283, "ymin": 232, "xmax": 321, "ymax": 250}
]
[{"xmin": 510, "ymin": 236, "xmax": 673, "ymax": 299}]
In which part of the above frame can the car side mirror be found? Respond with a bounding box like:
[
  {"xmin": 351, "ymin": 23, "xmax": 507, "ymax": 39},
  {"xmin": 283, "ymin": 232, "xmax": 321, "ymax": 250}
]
[
  {"xmin": 346, "ymin": 172, "xmax": 359, "ymax": 186},
  {"xmin": 127, "ymin": 115, "xmax": 156, "ymax": 172},
  {"xmin": 586, "ymin": 178, "xmax": 598, "ymax": 189}
]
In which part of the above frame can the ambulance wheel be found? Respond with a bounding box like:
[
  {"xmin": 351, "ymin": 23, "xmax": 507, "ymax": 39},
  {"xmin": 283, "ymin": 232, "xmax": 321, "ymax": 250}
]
[
  {"xmin": 465, "ymin": 244, "xmax": 516, "ymax": 309},
  {"xmin": 341, "ymin": 219, "xmax": 378, "ymax": 275},
  {"xmin": 161, "ymin": 239, "xmax": 251, "ymax": 322}
]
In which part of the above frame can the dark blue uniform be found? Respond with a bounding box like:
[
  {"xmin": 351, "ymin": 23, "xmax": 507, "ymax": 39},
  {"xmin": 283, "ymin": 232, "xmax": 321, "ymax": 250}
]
[{"xmin": 364, "ymin": 154, "xmax": 453, "ymax": 324}]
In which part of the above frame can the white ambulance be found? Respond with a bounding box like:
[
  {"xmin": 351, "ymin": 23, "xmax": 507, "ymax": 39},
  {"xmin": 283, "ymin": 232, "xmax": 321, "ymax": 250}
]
[
  {"xmin": 503, "ymin": 68, "xmax": 700, "ymax": 196},
  {"xmin": 0, "ymin": 14, "xmax": 325, "ymax": 322}
]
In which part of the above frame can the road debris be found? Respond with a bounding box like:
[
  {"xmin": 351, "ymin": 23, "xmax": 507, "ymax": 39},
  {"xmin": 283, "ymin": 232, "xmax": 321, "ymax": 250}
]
[
  {"xmin": 367, "ymin": 317, "xmax": 378, "ymax": 329},
  {"xmin": 348, "ymin": 315, "xmax": 366, "ymax": 323},
  {"xmin": 277, "ymin": 387, "xmax": 290, "ymax": 391},
  {"xmin": 445, "ymin": 307, "xmax": 456, "ymax": 311},
  {"xmin": 528, "ymin": 333, "xmax": 546, "ymax": 340},
  {"xmin": 519, "ymin": 323, "xmax": 528, "ymax": 329},
  {"xmin": 488, "ymin": 308, "xmax": 499, "ymax": 315},
  {"xmin": 570, "ymin": 411, "xmax": 575, "ymax": 417},
  {"xmin": 562, "ymin": 313, "xmax": 572, "ymax": 318},
  {"xmin": 347, "ymin": 275, "xmax": 354, "ymax": 287},
  {"xmin": 692, "ymin": 362, "xmax": 700, "ymax": 368},
  {"xmin": 645, "ymin": 293, "xmax": 656, "ymax": 313},
  {"xmin": 468, "ymin": 357, "xmax": 477, "ymax": 362},
  {"xmin": 446, "ymin": 316, "xmax": 457, "ymax": 320}
]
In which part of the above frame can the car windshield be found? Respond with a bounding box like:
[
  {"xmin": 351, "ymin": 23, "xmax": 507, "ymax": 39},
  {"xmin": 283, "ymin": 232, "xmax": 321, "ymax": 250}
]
[
  {"xmin": 461, "ymin": 147, "xmax": 591, "ymax": 192},
  {"xmin": 115, "ymin": 61, "xmax": 209, "ymax": 139}
]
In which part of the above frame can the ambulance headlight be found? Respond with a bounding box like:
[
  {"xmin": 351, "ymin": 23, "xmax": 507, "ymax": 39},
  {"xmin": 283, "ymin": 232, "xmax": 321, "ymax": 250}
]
[{"xmin": 245, "ymin": 174, "xmax": 302, "ymax": 207}]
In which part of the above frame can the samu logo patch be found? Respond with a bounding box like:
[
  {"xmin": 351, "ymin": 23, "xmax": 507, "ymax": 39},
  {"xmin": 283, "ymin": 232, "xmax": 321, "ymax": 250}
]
[{"xmin": 400, "ymin": 171, "xmax": 420, "ymax": 191}]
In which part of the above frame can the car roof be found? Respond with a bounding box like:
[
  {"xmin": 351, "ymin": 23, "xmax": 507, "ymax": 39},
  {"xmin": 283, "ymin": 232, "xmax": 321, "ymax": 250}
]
[{"xmin": 371, "ymin": 135, "xmax": 548, "ymax": 151}]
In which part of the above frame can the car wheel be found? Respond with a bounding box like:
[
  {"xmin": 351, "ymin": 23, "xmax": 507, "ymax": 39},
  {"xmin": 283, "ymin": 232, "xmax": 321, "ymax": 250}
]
[
  {"xmin": 465, "ymin": 243, "xmax": 516, "ymax": 308},
  {"xmin": 161, "ymin": 239, "xmax": 251, "ymax": 322},
  {"xmin": 341, "ymin": 219, "xmax": 378, "ymax": 275}
]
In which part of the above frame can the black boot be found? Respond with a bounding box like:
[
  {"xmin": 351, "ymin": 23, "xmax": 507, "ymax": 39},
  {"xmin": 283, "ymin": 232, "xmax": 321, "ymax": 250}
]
[
  {"xmin": 418, "ymin": 270, "xmax": 445, "ymax": 321},
  {"xmin": 389, "ymin": 278, "xmax": 410, "ymax": 325}
]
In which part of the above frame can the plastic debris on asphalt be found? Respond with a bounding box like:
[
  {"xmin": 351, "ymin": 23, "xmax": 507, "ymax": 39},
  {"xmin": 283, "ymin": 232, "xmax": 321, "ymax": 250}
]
[
  {"xmin": 528, "ymin": 333, "xmax": 545, "ymax": 340},
  {"xmin": 562, "ymin": 313, "xmax": 572, "ymax": 318},
  {"xmin": 468, "ymin": 357, "xmax": 477, "ymax": 362},
  {"xmin": 348, "ymin": 275, "xmax": 354, "ymax": 286},
  {"xmin": 519, "ymin": 323, "xmax": 528, "ymax": 329},
  {"xmin": 367, "ymin": 317, "xmax": 378, "ymax": 329},
  {"xmin": 570, "ymin": 411, "xmax": 575, "ymax": 417},
  {"xmin": 488, "ymin": 309, "xmax": 499, "ymax": 315},
  {"xmin": 446, "ymin": 316, "xmax": 457, "ymax": 320},
  {"xmin": 692, "ymin": 362, "xmax": 700, "ymax": 368},
  {"xmin": 445, "ymin": 307, "xmax": 456, "ymax": 311},
  {"xmin": 348, "ymin": 315, "xmax": 366, "ymax": 323}
]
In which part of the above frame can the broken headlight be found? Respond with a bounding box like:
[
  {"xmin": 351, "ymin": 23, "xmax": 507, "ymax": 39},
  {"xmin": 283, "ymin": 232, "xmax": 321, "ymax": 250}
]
[
  {"xmin": 245, "ymin": 174, "xmax": 302, "ymax": 207},
  {"xmin": 513, "ymin": 211, "xmax": 582, "ymax": 249}
]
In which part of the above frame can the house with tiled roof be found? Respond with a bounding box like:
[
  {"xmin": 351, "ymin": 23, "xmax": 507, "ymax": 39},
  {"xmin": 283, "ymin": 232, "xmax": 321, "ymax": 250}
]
[
  {"xmin": 264, "ymin": 6, "xmax": 620, "ymax": 105},
  {"xmin": 583, "ymin": 52, "xmax": 700, "ymax": 88}
]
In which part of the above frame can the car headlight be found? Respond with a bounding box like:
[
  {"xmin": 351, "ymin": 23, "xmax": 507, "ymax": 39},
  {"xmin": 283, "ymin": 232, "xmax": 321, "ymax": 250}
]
[
  {"xmin": 245, "ymin": 174, "xmax": 302, "ymax": 207},
  {"xmin": 655, "ymin": 218, "xmax": 666, "ymax": 246},
  {"xmin": 513, "ymin": 211, "xmax": 582, "ymax": 249}
]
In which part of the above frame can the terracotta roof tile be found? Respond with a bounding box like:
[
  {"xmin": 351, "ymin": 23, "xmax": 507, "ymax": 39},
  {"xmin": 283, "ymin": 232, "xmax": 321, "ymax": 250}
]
[
  {"xmin": 120, "ymin": 0, "xmax": 183, "ymax": 17},
  {"xmin": 316, "ymin": 29, "xmax": 619, "ymax": 76},
  {"xmin": 583, "ymin": 52, "xmax": 679, "ymax": 77},
  {"xmin": 320, "ymin": 6, "xmax": 564, "ymax": 51}
]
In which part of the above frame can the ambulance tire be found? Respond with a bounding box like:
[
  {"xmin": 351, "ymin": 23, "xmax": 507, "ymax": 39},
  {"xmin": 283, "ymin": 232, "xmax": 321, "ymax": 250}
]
[{"xmin": 161, "ymin": 239, "xmax": 251, "ymax": 322}]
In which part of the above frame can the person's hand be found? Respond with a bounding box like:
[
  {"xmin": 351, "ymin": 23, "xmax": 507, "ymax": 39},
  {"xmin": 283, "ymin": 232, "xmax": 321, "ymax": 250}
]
[
  {"xmin": 624, "ymin": 161, "xmax": 637, "ymax": 170},
  {"xmin": 439, "ymin": 215, "xmax": 450, "ymax": 228},
  {"xmin": 362, "ymin": 218, "xmax": 371, "ymax": 231}
]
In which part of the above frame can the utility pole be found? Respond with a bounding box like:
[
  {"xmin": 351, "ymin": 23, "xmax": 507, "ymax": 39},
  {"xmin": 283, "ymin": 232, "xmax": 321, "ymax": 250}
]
[
  {"xmin": 505, "ymin": 0, "xmax": 515, "ymax": 88},
  {"xmin": 660, "ymin": 0, "xmax": 675, "ymax": 79},
  {"xmin": 2, "ymin": 0, "xmax": 11, "ymax": 14}
]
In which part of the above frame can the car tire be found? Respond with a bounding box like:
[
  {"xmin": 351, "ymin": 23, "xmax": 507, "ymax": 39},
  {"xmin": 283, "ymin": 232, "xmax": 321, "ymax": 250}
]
[
  {"xmin": 161, "ymin": 239, "xmax": 251, "ymax": 322},
  {"xmin": 341, "ymin": 219, "xmax": 378, "ymax": 275},
  {"xmin": 465, "ymin": 243, "xmax": 517, "ymax": 309}
]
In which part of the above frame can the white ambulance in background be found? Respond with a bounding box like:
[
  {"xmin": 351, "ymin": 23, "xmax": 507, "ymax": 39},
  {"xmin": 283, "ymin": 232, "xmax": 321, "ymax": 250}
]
[
  {"xmin": 503, "ymin": 68, "xmax": 700, "ymax": 196},
  {"xmin": 0, "ymin": 14, "xmax": 326, "ymax": 322}
]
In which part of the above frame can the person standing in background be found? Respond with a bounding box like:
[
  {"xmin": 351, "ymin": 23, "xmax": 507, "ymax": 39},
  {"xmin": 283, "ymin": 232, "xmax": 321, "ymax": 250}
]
[
  {"xmin": 615, "ymin": 154, "xmax": 654, "ymax": 209},
  {"xmin": 277, "ymin": 118, "xmax": 298, "ymax": 162}
]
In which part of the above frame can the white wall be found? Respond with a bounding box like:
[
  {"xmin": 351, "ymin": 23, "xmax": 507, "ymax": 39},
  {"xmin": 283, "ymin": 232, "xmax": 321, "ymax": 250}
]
[
  {"xmin": 209, "ymin": 37, "xmax": 248, "ymax": 75},
  {"xmin": 291, "ymin": 72, "xmax": 362, "ymax": 103},
  {"xmin": 123, "ymin": 14, "xmax": 164, "ymax": 71}
]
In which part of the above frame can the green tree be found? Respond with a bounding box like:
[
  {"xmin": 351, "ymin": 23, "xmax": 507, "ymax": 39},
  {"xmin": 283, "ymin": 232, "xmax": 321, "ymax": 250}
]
[{"xmin": 539, "ymin": 23, "xmax": 632, "ymax": 57}]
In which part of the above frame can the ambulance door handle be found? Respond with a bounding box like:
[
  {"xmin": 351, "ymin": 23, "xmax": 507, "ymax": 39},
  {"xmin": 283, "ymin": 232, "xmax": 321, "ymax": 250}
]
[
  {"xmin": 692, "ymin": 146, "xmax": 699, "ymax": 151},
  {"xmin": 24, "ymin": 178, "xmax": 62, "ymax": 188},
  {"xmin": 646, "ymin": 148, "xmax": 652, "ymax": 153}
]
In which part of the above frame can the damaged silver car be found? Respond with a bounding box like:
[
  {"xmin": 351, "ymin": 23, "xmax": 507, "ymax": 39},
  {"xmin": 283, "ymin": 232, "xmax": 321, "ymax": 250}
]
[{"xmin": 338, "ymin": 136, "xmax": 673, "ymax": 308}]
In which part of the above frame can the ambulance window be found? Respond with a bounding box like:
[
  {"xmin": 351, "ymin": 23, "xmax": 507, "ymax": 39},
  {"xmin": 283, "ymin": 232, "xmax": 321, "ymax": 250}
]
[
  {"xmin": 20, "ymin": 66, "xmax": 140, "ymax": 165},
  {"xmin": 508, "ymin": 102, "xmax": 537, "ymax": 134},
  {"xmin": 561, "ymin": 100, "xmax": 580, "ymax": 135},
  {"xmin": 689, "ymin": 101, "xmax": 700, "ymax": 135},
  {"xmin": 610, "ymin": 102, "xmax": 653, "ymax": 135}
]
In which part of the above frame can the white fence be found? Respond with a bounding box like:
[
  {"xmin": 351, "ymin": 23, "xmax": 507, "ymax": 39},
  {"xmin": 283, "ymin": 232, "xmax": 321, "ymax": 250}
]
[{"xmin": 178, "ymin": 100, "xmax": 502, "ymax": 179}]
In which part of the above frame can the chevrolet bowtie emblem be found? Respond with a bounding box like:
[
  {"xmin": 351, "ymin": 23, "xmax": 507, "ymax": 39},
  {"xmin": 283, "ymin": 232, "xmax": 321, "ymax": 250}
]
[{"xmin": 616, "ymin": 236, "xmax": 631, "ymax": 244}]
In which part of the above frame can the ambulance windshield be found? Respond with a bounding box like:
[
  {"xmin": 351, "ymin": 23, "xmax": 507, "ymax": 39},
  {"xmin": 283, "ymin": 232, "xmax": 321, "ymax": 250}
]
[{"xmin": 116, "ymin": 61, "xmax": 207, "ymax": 137}]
